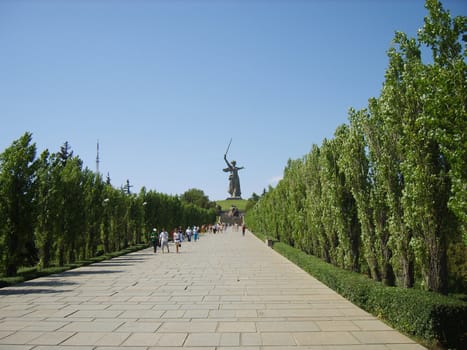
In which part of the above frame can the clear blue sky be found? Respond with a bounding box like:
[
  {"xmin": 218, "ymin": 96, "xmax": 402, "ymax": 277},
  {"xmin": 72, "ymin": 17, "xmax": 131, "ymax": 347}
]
[{"xmin": 1, "ymin": 0, "xmax": 465, "ymax": 200}]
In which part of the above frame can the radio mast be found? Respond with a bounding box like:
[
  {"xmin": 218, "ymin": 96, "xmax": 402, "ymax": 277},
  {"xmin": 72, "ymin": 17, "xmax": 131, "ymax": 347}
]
[{"xmin": 96, "ymin": 140, "xmax": 100, "ymax": 175}]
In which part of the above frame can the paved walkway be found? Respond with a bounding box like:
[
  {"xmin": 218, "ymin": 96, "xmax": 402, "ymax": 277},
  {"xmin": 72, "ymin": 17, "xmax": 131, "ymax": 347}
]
[{"xmin": 0, "ymin": 228, "xmax": 425, "ymax": 350}]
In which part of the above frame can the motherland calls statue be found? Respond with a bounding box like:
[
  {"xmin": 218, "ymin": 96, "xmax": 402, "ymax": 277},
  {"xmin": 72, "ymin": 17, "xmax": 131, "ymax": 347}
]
[{"xmin": 223, "ymin": 139, "xmax": 244, "ymax": 199}]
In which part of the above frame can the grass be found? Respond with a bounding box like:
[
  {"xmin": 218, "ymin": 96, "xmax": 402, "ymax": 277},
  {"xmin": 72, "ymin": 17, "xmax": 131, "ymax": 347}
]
[{"xmin": 215, "ymin": 199, "xmax": 248, "ymax": 211}]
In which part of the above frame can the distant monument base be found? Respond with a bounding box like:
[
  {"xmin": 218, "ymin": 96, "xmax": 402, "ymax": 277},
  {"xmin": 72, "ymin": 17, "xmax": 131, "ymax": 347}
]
[
  {"xmin": 219, "ymin": 203, "xmax": 244, "ymax": 226},
  {"xmin": 226, "ymin": 197, "xmax": 242, "ymax": 200}
]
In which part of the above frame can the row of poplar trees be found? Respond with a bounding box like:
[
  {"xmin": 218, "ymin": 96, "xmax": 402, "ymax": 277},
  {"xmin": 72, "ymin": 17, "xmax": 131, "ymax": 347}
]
[
  {"xmin": 246, "ymin": 0, "xmax": 466, "ymax": 294},
  {"xmin": 0, "ymin": 135, "xmax": 217, "ymax": 277}
]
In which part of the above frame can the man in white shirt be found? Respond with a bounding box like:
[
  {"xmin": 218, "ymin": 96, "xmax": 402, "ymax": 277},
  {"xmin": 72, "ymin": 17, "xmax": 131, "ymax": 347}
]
[{"xmin": 159, "ymin": 229, "xmax": 169, "ymax": 253}]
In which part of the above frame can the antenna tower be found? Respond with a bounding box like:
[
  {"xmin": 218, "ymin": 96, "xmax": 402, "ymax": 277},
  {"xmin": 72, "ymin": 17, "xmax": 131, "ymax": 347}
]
[{"xmin": 96, "ymin": 140, "xmax": 100, "ymax": 174}]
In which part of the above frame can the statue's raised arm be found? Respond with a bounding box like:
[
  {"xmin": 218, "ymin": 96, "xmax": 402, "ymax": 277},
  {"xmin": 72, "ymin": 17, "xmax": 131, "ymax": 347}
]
[{"xmin": 224, "ymin": 153, "xmax": 232, "ymax": 170}]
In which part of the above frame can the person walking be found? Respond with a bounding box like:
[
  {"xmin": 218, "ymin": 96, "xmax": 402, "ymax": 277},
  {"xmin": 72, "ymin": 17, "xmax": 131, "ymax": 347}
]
[
  {"xmin": 242, "ymin": 224, "xmax": 246, "ymax": 236},
  {"xmin": 150, "ymin": 228, "xmax": 158, "ymax": 253},
  {"xmin": 174, "ymin": 228, "xmax": 183, "ymax": 253},
  {"xmin": 159, "ymin": 228, "xmax": 169, "ymax": 253},
  {"xmin": 185, "ymin": 226, "xmax": 192, "ymax": 242},
  {"xmin": 193, "ymin": 226, "xmax": 199, "ymax": 241}
]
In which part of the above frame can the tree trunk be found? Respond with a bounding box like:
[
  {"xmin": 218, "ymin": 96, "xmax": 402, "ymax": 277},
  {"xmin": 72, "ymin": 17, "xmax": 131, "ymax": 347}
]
[
  {"xmin": 401, "ymin": 253, "xmax": 414, "ymax": 288},
  {"xmin": 427, "ymin": 237, "xmax": 448, "ymax": 294}
]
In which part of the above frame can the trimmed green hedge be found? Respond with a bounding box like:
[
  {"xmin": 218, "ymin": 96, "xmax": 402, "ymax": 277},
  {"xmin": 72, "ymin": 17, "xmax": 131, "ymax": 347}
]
[{"xmin": 273, "ymin": 241, "xmax": 467, "ymax": 349}]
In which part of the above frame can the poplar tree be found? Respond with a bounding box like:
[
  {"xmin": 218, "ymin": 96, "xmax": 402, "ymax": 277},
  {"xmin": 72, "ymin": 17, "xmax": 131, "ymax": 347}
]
[
  {"xmin": 339, "ymin": 114, "xmax": 383, "ymax": 280},
  {"xmin": 304, "ymin": 145, "xmax": 328, "ymax": 260},
  {"xmin": 0, "ymin": 132, "xmax": 38, "ymax": 276},
  {"xmin": 83, "ymin": 169, "xmax": 104, "ymax": 259},
  {"xmin": 35, "ymin": 150, "xmax": 55, "ymax": 268}
]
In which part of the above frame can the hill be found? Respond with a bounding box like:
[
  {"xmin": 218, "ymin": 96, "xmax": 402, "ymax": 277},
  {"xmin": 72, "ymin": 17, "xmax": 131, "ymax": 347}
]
[{"xmin": 215, "ymin": 199, "xmax": 248, "ymax": 211}]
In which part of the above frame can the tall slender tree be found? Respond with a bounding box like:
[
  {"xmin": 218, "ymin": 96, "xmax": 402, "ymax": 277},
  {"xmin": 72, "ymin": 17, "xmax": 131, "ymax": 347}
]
[
  {"xmin": 304, "ymin": 145, "xmax": 328, "ymax": 260},
  {"xmin": 35, "ymin": 150, "xmax": 55, "ymax": 268},
  {"xmin": 0, "ymin": 132, "xmax": 38, "ymax": 276},
  {"xmin": 339, "ymin": 115, "xmax": 380, "ymax": 278}
]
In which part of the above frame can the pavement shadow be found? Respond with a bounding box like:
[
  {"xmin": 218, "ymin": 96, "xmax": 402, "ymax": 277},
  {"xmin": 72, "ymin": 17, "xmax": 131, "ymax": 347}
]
[
  {"xmin": 133, "ymin": 253, "xmax": 155, "ymax": 257},
  {"xmin": 0, "ymin": 277, "xmax": 80, "ymax": 294},
  {"xmin": 106, "ymin": 258, "xmax": 147, "ymax": 262},
  {"xmin": 88, "ymin": 263, "xmax": 134, "ymax": 267},
  {"xmin": 0, "ymin": 287, "xmax": 69, "ymax": 295},
  {"xmin": 58, "ymin": 269, "xmax": 124, "ymax": 276},
  {"xmin": 20, "ymin": 279, "xmax": 78, "ymax": 287}
]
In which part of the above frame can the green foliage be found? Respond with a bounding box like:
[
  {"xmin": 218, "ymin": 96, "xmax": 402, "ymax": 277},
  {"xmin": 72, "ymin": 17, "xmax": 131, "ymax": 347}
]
[
  {"xmin": 0, "ymin": 134, "xmax": 216, "ymax": 279},
  {"xmin": 181, "ymin": 188, "xmax": 216, "ymax": 210},
  {"xmin": 0, "ymin": 132, "xmax": 38, "ymax": 276},
  {"xmin": 244, "ymin": 193, "xmax": 261, "ymax": 212},
  {"xmin": 246, "ymin": 0, "xmax": 466, "ymax": 295}
]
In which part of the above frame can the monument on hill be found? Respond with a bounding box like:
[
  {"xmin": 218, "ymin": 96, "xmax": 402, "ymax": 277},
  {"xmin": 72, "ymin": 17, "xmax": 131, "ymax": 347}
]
[{"xmin": 223, "ymin": 139, "xmax": 244, "ymax": 199}]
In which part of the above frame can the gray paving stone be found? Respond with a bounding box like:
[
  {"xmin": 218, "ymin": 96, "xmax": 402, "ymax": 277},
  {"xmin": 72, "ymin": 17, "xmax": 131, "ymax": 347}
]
[
  {"xmin": 147, "ymin": 347, "xmax": 214, "ymax": 350},
  {"xmin": 162, "ymin": 310, "xmax": 186, "ymax": 318},
  {"xmin": 261, "ymin": 332, "xmax": 297, "ymax": 346},
  {"xmin": 218, "ymin": 347, "xmax": 260, "ymax": 350},
  {"xmin": 316, "ymin": 320, "xmax": 361, "ymax": 331},
  {"xmin": 217, "ymin": 321, "xmax": 256, "ymax": 332},
  {"xmin": 293, "ymin": 331, "xmax": 360, "ymax": 345},
  {"xmin": 61, "ymin": 332, "xmax": 107, "ymax": 346},
  {"xmin": 95, "ymin": 347, "xmax": 146, "ymax": 350},
  {"xmin": 0, "ymin": 331, "xmax": 43, "ymax": 344},
  {"xmin": 0, "ymin": 228, "xmax": 426, "ymax": 349},
  {"xmin": 241, "ymin": 332, "xmax": 262, "ymax": 346},
  {"xmin": 0, "ymin": 331, "xmax": 13, "ymax": 340},
  {"xmin": 115, "ymin": 320, "xmax": 161, "ymax": 332},
  {"xmin": 157, "ymin": 320, "xmax": 217, "ymax": 333},
  {"xmin": 0, "ymin": 321, "xmax": 34, "ymax": 331},
  {"xmin": 0, "ymin": 345, "xmax": 35, "ymax": 350},
  {"xmin": 257, "ymin": 320, "xmax": 319, "ymax": 332},
  {"xmin": 157, "ymin": 332, "xmax": 188, "ymax": 346},
  {"xmin": 34, "ymin": 346, "xmax": 94, "ymax": 350},
  {"xmin": 352, "ymin": 331, "xmax": 418, "ymax": 344},
  {"xmin": 385, "ymin": 345, "xmax": 428, "ymax": 350},
  {"xmin": 94, "ymin": 332, "xmax": 131, "ymax": 346},
  {"xmin": 183, "ymin": 309, "xmax": 210, "ymax": 318},
  {"xmin": 184, "ymin": 332, "xmax": 221, "ymax": 346},
  {"xmin": 26, "ymin": 331, "xmax": 74, "ymax": 345},
  {"xmin": 353, "ymin": 319, "xmax": 394, "ymax": 331},
  {"xmin": 60, "ymin": 320, "xmax": 124, "ymax": 332},
  {"xmin": 121, "ymin": 332, "xmax": 163, "ymax": 346},
  {"xmin": 220, "ymin": 332, "xmax": 240, "ymax": 346}
]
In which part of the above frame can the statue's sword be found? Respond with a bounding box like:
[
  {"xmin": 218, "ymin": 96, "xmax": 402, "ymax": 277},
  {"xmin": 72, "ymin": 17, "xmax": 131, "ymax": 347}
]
[{"xmin": 225, "ymin": 138, "xmax": 232, "ymax": 156}]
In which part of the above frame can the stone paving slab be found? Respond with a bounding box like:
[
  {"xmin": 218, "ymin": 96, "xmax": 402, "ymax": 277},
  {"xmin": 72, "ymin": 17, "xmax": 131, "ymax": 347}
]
[{"xmin": 0, "ymin": 228, "xmax": 426, "ymax": 349}]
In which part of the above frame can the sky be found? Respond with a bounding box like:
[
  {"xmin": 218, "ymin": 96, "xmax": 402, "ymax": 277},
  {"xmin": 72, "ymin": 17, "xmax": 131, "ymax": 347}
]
[{"xmin": 1, "ymin": 0, "xmax": 465, "ymax": 201}]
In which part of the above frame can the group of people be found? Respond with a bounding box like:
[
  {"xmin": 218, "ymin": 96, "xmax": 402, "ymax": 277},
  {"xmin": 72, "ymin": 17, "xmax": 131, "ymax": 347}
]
[
  {"xmin": 206, "ymin": 222, "xmax": 246, "ymax": 235},
  {"xmin": 149, "ymin": 223, "xmax": 247, "ymax": 254},
  {"xmin": 149, "ymin": 226, "xmax": 201, "ymax": 254}
]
